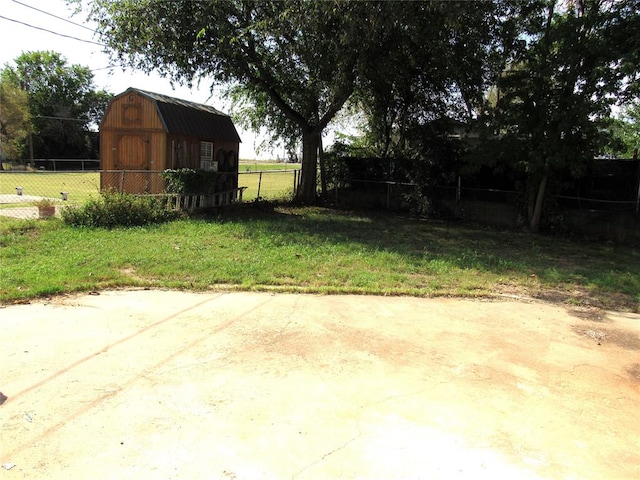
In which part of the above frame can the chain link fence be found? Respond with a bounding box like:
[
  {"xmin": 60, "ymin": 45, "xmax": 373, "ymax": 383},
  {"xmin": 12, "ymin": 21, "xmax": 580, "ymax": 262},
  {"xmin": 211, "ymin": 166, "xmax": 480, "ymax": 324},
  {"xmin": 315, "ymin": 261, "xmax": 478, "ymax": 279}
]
[{"xmin": 0, "ymin": 169, "xmax": 299, "ymax": 220}]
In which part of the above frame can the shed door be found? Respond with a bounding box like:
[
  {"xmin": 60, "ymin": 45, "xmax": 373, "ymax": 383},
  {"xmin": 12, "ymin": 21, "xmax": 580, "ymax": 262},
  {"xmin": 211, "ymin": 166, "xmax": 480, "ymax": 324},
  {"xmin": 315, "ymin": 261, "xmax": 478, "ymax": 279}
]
[
  {"xmin": 117, "ymin": 134, "xmax": 148, "ymax": 169},
  {"xmin": 116, "ymin": 134, "xmax": 150, "ymax": 193}
]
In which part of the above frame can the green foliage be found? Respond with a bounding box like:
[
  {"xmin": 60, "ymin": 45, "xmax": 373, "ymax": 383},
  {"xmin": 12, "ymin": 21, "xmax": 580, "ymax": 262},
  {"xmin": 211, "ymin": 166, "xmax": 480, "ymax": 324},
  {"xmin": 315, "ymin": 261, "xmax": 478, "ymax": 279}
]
[
  {"xmin": 0, "ymin": 76, "xmax": 31, "ymax": 161},
  {"xmin": 160, "ymin": 169, "xmax": 218, "ymax": 194},
  {"xmin": 352, "ymin": 1, "xmax": 511, "ymax": 159},
  {"xmin": 472, "ymin": 0, "xmax": 640, "ymax": 231},
  {"xmin": 73, "ymin": 0, "xmax": 640, "ymax": 212},
  {"xmin": 611, "ymin": 102, "xmax": 640, "ymax": 158},
  {"xmin": 61, "ymin": 192, "xmax": 181, "ymax": 228},
  {"xmin": 1, "ymin": 51, "xmax": 112, "ymax": 160},
  {"xmin": 77, "ymin": 1, "xmax": 508, "ymax": 204},
  {"xmin": 325, "ymin": 122, "xmax": 462, "ymax": 216}
]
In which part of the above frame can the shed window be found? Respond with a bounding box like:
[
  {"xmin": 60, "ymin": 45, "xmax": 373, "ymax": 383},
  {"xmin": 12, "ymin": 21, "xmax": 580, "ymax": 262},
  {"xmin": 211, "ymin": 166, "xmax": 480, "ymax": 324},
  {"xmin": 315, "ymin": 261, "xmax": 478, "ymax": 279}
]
[{"xmin": 200, "ymin": 141, "xmax": 213, "ymax": 170}]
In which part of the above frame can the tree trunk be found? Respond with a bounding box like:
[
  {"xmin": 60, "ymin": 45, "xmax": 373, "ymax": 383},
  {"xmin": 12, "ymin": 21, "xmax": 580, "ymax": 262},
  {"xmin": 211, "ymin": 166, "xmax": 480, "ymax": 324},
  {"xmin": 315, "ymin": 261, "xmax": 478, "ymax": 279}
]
[
  {"xmin": 297, "ymin": 129, "xmax": 320, "ymax": 204},
  {"xmin": 527, "ymin": 181, "xmax": 535, "ymax": 222},
  {"xmin": 318, "ymin": 134, "xmax": 327, "ymax": 197},
  {"xmin": 529, "ymin": 173, "xmax": 548, "ymax": 233}
]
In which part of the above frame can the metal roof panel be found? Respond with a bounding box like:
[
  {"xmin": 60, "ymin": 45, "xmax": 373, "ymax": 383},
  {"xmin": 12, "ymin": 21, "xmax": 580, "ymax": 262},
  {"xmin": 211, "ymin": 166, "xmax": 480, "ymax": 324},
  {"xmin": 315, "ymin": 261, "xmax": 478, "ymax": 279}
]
[{"xmin": 126, "ymin": 88, "xmax": 241, "ymax": 143}]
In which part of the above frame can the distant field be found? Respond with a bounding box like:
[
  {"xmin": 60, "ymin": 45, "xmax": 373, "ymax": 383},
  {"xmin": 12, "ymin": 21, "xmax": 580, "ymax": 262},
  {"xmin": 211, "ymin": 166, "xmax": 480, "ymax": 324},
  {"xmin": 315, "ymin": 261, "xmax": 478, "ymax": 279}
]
[
  {"xmin": 0, "ymin": 172, "xmax": 101, "ymax": 204},
  {"xmin": 238, "ymin": 170, "xmax": 299, "ymax": 200},
  {"xmin": 239, "ymin": 160, "xmax": 301, "ymax": 173},
  {"xmin": 238, "ymin": 161, "xmax": 300, "ymax": 199},
  {"xmin": 0, "ymin": 165, "xmax": 299, "ymax": 205}
]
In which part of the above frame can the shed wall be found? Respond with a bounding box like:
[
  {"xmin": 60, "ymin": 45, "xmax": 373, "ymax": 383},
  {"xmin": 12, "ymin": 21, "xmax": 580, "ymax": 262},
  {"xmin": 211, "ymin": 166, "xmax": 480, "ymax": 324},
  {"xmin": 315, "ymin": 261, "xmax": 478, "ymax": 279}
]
[
  {"xmin": 100, "ymin": 89, "xmax": 241, "ymax": 195},
  {"xmin": 100, "ymin": 92, "xmax": 167, "ymax": 193}
]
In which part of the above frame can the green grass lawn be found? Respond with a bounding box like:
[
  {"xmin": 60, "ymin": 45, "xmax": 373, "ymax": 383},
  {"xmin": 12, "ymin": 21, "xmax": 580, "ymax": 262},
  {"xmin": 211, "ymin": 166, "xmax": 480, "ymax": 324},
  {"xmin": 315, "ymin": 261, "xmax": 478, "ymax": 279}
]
[
  {"xmin": 0, "ymin": 171, "xmax": 101, "ymax": 204},
  {"xmin": 1, "ymin": 205, "xmax": 638, "ymax": 312},
  {"xmin": 237, "ymin": 161, "xmax": 300, "ymax": 200},
  {"xmin": 238, "ymin": 170, "xmax": 298, "ymax": 200}
]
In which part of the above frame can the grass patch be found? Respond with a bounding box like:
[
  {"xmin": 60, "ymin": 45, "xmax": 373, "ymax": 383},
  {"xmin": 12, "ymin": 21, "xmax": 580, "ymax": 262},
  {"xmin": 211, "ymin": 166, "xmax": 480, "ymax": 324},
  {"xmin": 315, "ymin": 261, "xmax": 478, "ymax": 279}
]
[
  {"xmin": 239, "ymin": 161, "xmax": 300, "ymax": 172},
  {"xmin": 0, "ymin": 171, "xmax": 101, "ymax": 203},
  {"xmin": 1, "ymin": 206, "xmax": 638, "ymax": 312},
  {"xmin": 238, "ymin": 170, "xmax": 298, "ymax": 201},
  {"xmin": 0, "ymin": 168, "xmax": 298, "ymax": 205}
]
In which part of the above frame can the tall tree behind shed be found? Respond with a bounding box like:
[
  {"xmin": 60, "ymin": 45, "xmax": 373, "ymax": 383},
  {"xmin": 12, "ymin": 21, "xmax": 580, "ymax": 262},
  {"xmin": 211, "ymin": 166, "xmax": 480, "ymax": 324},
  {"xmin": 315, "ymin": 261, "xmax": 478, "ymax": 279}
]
[
  {"xmin": 0, "ymin": 74, "xmax": 31, "ymax": 163},
  {"xmin": 2, "ymin": 51, "xmax": 112, "ymax": 161}
]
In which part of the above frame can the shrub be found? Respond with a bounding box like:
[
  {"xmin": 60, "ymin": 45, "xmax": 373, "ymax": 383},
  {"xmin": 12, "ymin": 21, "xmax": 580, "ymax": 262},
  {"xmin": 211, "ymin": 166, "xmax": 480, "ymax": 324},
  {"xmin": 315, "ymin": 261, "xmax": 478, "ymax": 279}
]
[
  {"xmin": 160, "ymin": 168, "xmax": 219, "ymax": 194},
  {"xmin": 61, "ymin": 192, "xmax": 182, "ymax": 228}
]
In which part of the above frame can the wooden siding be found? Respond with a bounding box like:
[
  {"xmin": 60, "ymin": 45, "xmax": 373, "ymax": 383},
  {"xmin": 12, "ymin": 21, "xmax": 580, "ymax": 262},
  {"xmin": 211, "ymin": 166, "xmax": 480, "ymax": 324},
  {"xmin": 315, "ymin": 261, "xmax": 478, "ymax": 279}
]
[
  {"xmin": 101, "ymin": 91, "xmax": 164, "ymax": 131},
  {"xmin": 164, "ymin": 136, "xmax": 240, "ymax": 172},
  {"xmin": 214, "ymin": 141, "xmax": 240, "ymax": 191},
  {"xmin": 100, "ymin": 91, "xmax": 167, "ymax": 192},
  {"xmin": 166, "ymin": 134, "xmax": 201, "ymax": 170},
  {"xmin": 100, "ymin": 88, "xmax": 240, "ymax": 195}
]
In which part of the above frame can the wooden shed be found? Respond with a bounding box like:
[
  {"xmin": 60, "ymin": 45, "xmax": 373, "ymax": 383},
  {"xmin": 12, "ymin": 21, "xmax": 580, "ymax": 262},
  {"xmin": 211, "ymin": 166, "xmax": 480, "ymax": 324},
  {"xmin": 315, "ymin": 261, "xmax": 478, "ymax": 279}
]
[{"xmin": 100, "ymin": 87, "xmax": 241, "ymax": 194}]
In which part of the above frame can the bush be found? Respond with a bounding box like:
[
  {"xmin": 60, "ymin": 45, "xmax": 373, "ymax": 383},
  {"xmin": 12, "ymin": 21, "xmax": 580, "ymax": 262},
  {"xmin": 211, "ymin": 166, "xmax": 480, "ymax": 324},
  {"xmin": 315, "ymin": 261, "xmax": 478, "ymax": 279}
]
[
  {"xmin": 160, "ymin": 168, "xmax": 219, "ymax": 194},
  {"xmin": 61, "ymin": 192, "xmax": 182, "ymax": 228}
]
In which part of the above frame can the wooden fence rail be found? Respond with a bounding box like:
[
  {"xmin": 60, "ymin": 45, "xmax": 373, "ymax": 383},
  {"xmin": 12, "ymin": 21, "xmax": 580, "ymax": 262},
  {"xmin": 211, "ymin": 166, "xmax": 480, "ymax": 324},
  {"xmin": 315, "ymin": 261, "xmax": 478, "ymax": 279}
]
[{"xmin": 146, "ymin": 188, "xmax": 247, "ymax": 211}]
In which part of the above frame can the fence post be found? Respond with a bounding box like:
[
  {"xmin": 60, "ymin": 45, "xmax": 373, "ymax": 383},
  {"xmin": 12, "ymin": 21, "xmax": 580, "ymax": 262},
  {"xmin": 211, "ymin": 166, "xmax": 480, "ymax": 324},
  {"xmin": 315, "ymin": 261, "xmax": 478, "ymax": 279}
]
[
  {"xmin": 257, "ymin": 172, "xmax": 263, "ymax": 199},
  {"xmin": 120, "ymin": 170, "xmax": 126, "ymax": 193},
  {"xmin": 386, "ymin": 182, "xmax": 391, "ymax": 210},
  {"xmin": 293, "ymin": 170, "xmax": 297, "ymax": 197},
  {"xmin": 636, "ymin": 159, "xmax": 640, "ymax": 213},
  {"xmin": 636, "ymin": 174, "xmax": 640, "ymax": 213},
  {"xmin": 457, "ymin": 176, "xmax": 461, "ymax": 202}
]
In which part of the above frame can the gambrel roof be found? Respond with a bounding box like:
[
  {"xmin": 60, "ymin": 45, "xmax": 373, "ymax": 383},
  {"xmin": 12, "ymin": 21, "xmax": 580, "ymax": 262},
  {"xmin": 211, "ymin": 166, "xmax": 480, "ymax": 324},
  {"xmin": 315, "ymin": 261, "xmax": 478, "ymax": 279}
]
[{"xmin": 125, "ymin": 87, "xmax": 241, "ymax": 143}]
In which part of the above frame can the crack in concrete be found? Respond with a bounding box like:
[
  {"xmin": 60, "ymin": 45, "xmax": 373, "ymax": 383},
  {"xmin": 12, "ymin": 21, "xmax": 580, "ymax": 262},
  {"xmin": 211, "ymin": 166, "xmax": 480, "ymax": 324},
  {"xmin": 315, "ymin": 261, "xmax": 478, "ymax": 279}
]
[
  {"xmin": 1, "ymin": 294, "xmax": 276, "ymax": 462},
  {"xmin": 362, "ymin": 387, "xmax": 429, "ymax": 408},
  {"xmin": 291, "ymin": 430, "xmax": 363, "ymax": 479}
]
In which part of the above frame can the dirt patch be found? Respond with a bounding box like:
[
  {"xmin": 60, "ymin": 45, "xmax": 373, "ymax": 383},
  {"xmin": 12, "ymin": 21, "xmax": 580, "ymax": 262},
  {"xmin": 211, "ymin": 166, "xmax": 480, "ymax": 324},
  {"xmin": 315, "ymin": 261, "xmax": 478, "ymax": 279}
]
[
  {"xmin": 533, "ymin": 285, "xmax": 638, "ymax": 314},
  {"xmin": 627, "ymin": 363, "xmax": 640, "ymax": 383},
  {"xmin": 571, "ymin": 324, "xmax": 640, "ymax": 350},
  {"xmin": 565, "ymin": 305, "xmax": 608, "ymax": 322},
  {"xmin": 604, "ymin": 328, "xmax": 640, "ymax": 350},
  {"xmin": 118, "ymin": 267, "xmax": 153, "ymax": 285}
]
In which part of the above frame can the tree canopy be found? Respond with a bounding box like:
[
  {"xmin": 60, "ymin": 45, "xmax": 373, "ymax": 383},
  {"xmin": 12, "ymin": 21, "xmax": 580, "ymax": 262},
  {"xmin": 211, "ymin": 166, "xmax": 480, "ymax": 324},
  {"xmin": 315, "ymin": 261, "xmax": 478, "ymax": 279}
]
[
  {"xmin": 474, "ymin": 0, "xmax": 640, "ymax": 231},
  {"xmin": 77, "ymin": 0, "xmax": 639, "ymax": 222},
  {"xmin": 1, "ymin": 51, "xmax": 112, "ymax": 161},
  {"xmin": 613, "ymin": 102, "xmax": 640, "ymax": 158},
  {"xmin": 0, "ymin": 75, "xmax": 30, "ymax": 162},
  {"xmin": 351, "ymin": 1, "xmax": 516, "ymax": 159},
  {"xmin": 78, "ymin": 0, "xmax": 515, "ymax": 203}
]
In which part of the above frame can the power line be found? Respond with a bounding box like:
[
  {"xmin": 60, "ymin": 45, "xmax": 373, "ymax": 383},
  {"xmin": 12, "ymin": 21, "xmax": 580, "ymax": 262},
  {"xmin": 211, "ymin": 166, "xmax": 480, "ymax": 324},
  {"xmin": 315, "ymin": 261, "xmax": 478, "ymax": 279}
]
[
  {"xmin": 11, "ymin": 0, "xmax": 95, "ymax": 33},
  {"xmin": 35, "ymin": 115, "xmax": 88, "ymax": 123},
  {"xmin": 0, "ymin": 14, "xmax": 105, "ymax": 47}
]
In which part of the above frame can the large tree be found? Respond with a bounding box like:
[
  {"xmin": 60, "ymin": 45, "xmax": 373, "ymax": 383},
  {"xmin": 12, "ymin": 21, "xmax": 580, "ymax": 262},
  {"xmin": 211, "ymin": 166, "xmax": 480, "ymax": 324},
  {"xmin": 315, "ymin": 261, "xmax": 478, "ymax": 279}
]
[
  {"xmin": 482, "ymin": 0, "xmax": 640, "ymax": 231},
  {"xmin": 79, "ymin": 0, "xmax": 388, "ymax": 203},
  {"xmin": 0, "ymin": 75, "xmax": 31, "ymax": 163},
  {"xmin": 2, "ymin": 51, "xmax": 112, "ymax": 160}
]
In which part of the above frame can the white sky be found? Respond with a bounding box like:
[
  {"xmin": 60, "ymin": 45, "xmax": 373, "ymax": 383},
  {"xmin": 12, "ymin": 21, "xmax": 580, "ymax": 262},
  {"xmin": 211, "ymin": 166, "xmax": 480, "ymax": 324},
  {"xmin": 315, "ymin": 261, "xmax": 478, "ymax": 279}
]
[{"xmin": 0, "ymin": 0, "xmax": 279, "ymax": 160}]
